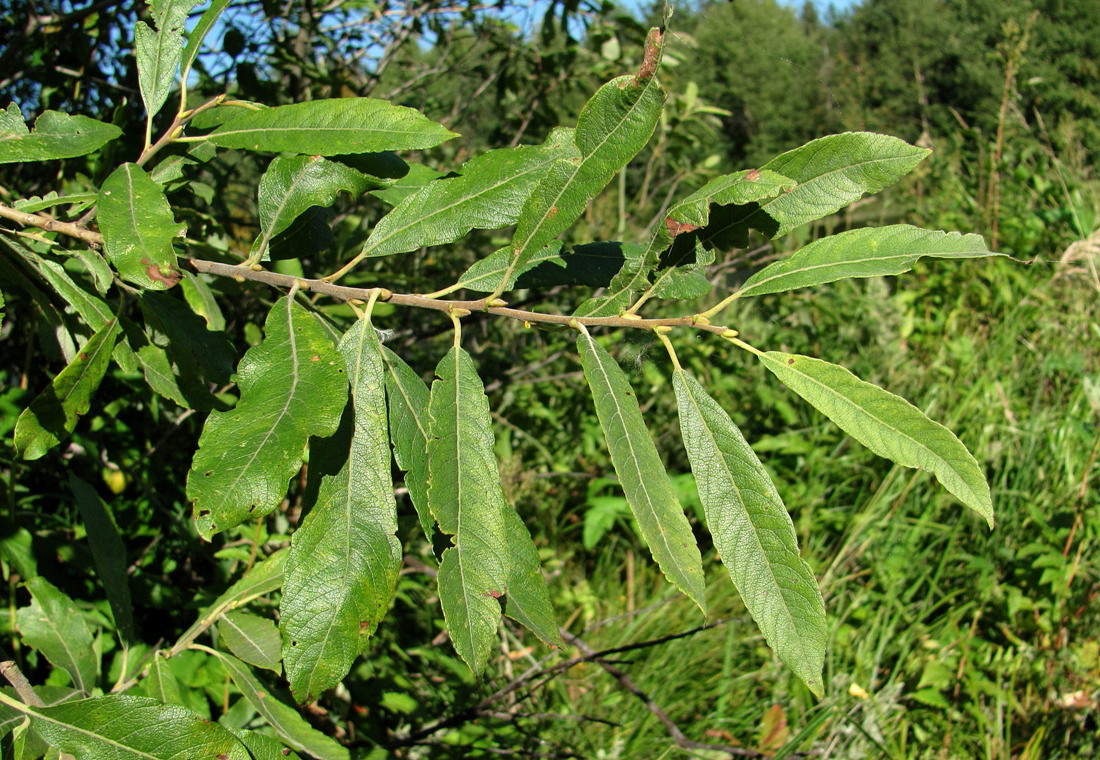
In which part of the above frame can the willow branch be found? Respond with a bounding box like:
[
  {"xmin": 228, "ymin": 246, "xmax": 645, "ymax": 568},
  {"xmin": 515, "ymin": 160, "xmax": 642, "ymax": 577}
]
[
  {"xmin": 0, "ymin": 203, "xmax": 104, "ymax": 247},
  {"xmin": 188, "ymin": 259, "xmax": 739, "ymax": 337}
]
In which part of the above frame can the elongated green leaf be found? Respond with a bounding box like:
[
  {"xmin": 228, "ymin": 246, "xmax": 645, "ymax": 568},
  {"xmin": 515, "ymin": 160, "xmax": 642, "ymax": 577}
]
[
  {"xmin": 180, "ymin": 0, "xmax": 233, "ymax": 77},
  {"xmin": 759, "ymin": 351, "xmax": 994, "ymax": 527},
  {"xmin": 135, "ymin": 653, "xmax": 183, "ymax": 704},
  {"xmin": 135, "ymin": 0, "xmax": 201, "ymax": 119},
  {"xmin": 187, "ymin": 297, "xmax": 347, "ymax": 539},
  {"xmin": 206, "ymin": 650, "xmax": 349, "ymax": 760},
  {"xmin": 507, "ymin": 30, "xmax": 666, "ymax": 280},
  {"xmin": 0, "ymin": 693, "xmax": 249, "ymax": 759},
  {"xmin": 458, "ymin": 241, "xmax": 645, "ymax": 293},
  {"xmin": 174, "ymin": 549, "xmax": 287, "ymax": 653},
  {"xmin": 579, "ymin": 168, "xmax": 796, "ymax": 316},
  {"xmin": 737, "ymin": 225, "xmax": 995, "ymax": 298},
  {"xmin": 704, "ymin": 133, "xmax": 930, "ymax": 248},
  {"xmin": 218, "ymin": 611, "xmax": 281, "ymax": 673},
  {"xmin": 381, "ymin": 347, "xmax": 433, "ymax": 535},
  {"xmin": 69, "ymin": 474, "xmax": 135, "ymax": 642},
  {"xmin": 501, "ymin": 506, "xmax": 562, "ymax": 648},
  {"xmin": 358, "ymin": 129, "xmax": 578, "ymax": 260},
  {"xmin": 16, "ymin": 578, "xmax": 97, "ymax": 694},
  {"xmin": 576, "ymin": 331, "xmax": 706, "ymax": 611},
  {"xmin": 0, "ymin": 104, "xmax": 122, "ymax": 164},
  {"xmin": 207, "ymin": 99, "xmax": 457, "ymax": 155},
  {"xmin": 14, "ymin": 317, "xmax": 120, "ymax": 460},
  {"xmin": 99, "ymin": 163, "xmax": 185, "ymax": 290},
  {"xmin": 256, "ymin": 155, "xmax": 375, "ymax": 259},
  {"xmin": 673, "ymin": 370, "xmax": 826, "ymax": 696},
  {"xmin": 427, "ymin": 346, "xmax": 510, "ymax": 673},
  {"xmin": 180, "ymin": 269, "xmax": 225, "ymax": 330},
  {"xmin": 282, "ymin": 319, "xmax": 401, "ymax": 703}
]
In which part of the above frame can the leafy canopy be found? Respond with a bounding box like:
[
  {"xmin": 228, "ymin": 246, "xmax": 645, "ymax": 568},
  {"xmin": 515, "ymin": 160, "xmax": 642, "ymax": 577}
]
[{"xmin": 0, "ymin": 9, "xmax": 997, "ymax": 758}]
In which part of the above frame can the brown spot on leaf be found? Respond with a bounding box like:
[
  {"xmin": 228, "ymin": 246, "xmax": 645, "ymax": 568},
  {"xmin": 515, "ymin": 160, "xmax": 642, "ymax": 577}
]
[
  {"xmin": 665, "ymin": 217, "xmax": 701, "ymax": 237},
  {"xmin": 198, "ymin": 509, "xmax": 210, "ymax": 517},
  {"xmin": 142, "ymin": 258, "xmax": 182, "ymax": 288},
  {"xmin": 485, "ymin": 589, "xmax": 504, "ymax": 599},
  {"xmin": 359, "ymin": 621, "xmax": 371, "ymax": 633},
  {"xmin": 746, "ymin": 168, "xmax": 761, "ymax": 181},
  {"xmin": 787, "ymin": 358, "xmax": 795, "ymax": 365},
  {"xmin": 547, "ymin": 205, "xmax": 558, "ymax": 219},
  {"xmin": 310, "ymin": 355, "xmax": 321, "ymax": 362}
]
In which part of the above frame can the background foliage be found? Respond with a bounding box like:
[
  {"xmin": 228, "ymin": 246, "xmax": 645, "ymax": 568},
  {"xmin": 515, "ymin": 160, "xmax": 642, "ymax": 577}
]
[{"xmin": 0, "ymin": 0, "xmax": 1097, "ymax": 757}]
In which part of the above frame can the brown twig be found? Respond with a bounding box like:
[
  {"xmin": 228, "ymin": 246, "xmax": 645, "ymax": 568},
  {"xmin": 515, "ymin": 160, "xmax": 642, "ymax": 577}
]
[
  {"xmin": 0, "ymin": 203, "xmax": 104, "ymax": 247},
  {"xmin": 187, "ymin": 258, "xmax": 739, "ymax": 337},
  {"xmin": 0, "ymin": 657, "xmax": 43, "ymax": 707}
]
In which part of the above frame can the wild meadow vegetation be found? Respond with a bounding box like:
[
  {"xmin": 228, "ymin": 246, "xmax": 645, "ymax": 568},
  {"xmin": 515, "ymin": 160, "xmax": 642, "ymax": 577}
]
[{"xmin": 0, "ymin": 0, "xmax": 1097, "ymax": 757}]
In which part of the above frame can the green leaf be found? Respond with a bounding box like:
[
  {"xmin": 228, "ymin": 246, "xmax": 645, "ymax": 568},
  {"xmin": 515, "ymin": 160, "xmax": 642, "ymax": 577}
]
[
  {"xmin": 703, "ymin": 133, "xmax": 930, "ymax": 247},
  {"xmin": 427, "ymin": 346, "xmax": 510, "ymax": 673},
  {"xmin": 16, "ymin": 577, "xmax": 97, "ymax": 695},
  {"xmin": 673, "ymin": 370, "xmax": 826, "ymax": 696},
  {"xmin": 234, "ymin": 729, "xmax": 301, "ymax": 760},
  {"xmin": 576, "ymin": 330, "xmax": 706, "ymax": 611},
  {"xmin": 135, "ymin": 0, "xmax": 201, "ymax": 119},
  {"xmin": 759, "ymin": 351, "xmax": 994, "ymax": 528},
  {"xmin": 369, "ymin": 163, "xmax": 444, "ymax": 206},
  {"xmin": 507, "ymin": 34, "xmax": 666, "ymax": 280},
  {"xmin": 501, "ymin": 506, "xmax": 562, "ymax": 648},
  {"xmin": 134, "ymin": 653, "xmax": 183, "ymax": 705},
  {"xmin": 137, "ymin": 290, "xmax": 235, "ymax": 410},
  {"xmin": 99, "ymin": 163, "xmax": 185, "ymax": 290},
  {"xmin": 281, "ymin": 319, "xmax": 401, "ymax": 703},
  {"xmin": 580, "ymin": 168, "xmax": 796, "ymax": 316},
  {"xmin": 69, "ymin": 473, "xmax": 135, "ymax": 643},
  {"xmin": 457, "ymin": 241, "xmax": 645, "ymax": 293},
  {"xmin": 187, "ymin": 296, "xmax": 347, "ymax": 539},
  {"xmin": 207, "ymin": 99, "xmax": 457, "ymax": 155},
  {"xmin": 218, "ymin": 611, "xmax": 282, "ymax": 673},
  {"xmin": 255, "ymin": 155, "xmax": 375, "ymax": 260},
  {"xmin": 174, "ymin": 549, "xmax": 288, "ymax": 653},
  {"xmin": 180, "ymin": 0, "xmax": 233, "ymax": 78},
  {"xmin": 0, "ymin": 103, "xmax": 122, "ymax": 164},
  {"xmin": 180, "ymin": 269, "xmax": 226, "ymax": 330},
  {"xmin": 736, "ymin": 225, "xmax": 996, "ymax": 298},
  {"xmin": 381, "ymin": 346, "xmax": 434, "ymax": 537},
  {"xmin": 14, "ymin": 317, "xmax": 120, "ymax": 460},
  {"xmin": 0, "ymin": 693, "xmax": 250, "ymax": 759},
  {"xmin": 357, "ymin": 129, "xmax": 578, "ymax": 260},
  {"xmin": 204, "ymin": 650, "xmax": 349, "ymax": 760}
]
